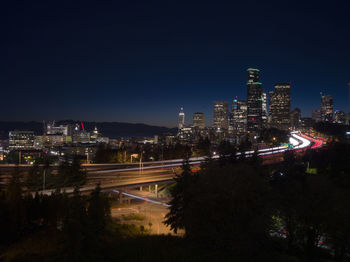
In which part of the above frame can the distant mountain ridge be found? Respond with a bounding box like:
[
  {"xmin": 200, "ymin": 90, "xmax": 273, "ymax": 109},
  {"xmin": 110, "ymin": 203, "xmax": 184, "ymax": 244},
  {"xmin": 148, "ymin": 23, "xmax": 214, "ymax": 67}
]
[{"xmin": 0, "ymin": 121, "xmax": 177, "ymax": 139}]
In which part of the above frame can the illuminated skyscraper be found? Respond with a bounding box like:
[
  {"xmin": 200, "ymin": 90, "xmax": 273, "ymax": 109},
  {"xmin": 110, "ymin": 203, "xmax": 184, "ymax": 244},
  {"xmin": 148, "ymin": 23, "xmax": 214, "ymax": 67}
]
[
  {"xmin": 269, "ymin": 83, "xmax": 291, "ymax": 130},
  {"xmin": 213, "ymin": 101, "xmax": 229, "ymax": 130},
  {"xmin": 246, "ymin": 68, "xmax": 262, "ymax": 132},
  {"xmin": 193, "ymin": 112, "xmax": 205, "ymax": 129},
  {"xmin": 320, "ymin": 94, "xmax": 333, "ymax": 122},
  {"xmin": 230, "ymin": 98, "xmax": 247, "ymax": 134},
  {"xmin": 261, "ymin": 91, "xmax": 267, "ymax": 125},
  {"xmin": 178, "ymin": 107, "xmax": 185, "ymax": 130}
]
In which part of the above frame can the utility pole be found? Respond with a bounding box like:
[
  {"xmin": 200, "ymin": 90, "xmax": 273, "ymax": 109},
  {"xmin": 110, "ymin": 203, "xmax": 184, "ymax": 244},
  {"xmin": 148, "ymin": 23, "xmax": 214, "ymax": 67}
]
[
  {"xmin": 161, "ymin": 146, "xmax": 164, "ymax": 168},
  {"xmin": 139, "ymin": 151, "xmax": 143, "ymax": 176}
]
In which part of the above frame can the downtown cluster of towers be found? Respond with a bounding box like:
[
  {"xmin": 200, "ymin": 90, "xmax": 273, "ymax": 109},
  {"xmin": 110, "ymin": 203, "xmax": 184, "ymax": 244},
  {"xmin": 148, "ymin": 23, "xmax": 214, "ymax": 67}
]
[
  {"xmin": 178, "ymin": 68, "xmax": 294, "ymax": 137},
  {"xmin": 178, "ymin": 68, "xmax": 343, "ymax": 139}
]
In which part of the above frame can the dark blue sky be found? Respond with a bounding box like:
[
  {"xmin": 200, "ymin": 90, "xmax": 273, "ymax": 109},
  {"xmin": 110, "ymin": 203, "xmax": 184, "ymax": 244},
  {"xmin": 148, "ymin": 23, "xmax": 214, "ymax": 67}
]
[{"xmin": 3, "ymin": 0, "xmax": 350, "ymax": 127}]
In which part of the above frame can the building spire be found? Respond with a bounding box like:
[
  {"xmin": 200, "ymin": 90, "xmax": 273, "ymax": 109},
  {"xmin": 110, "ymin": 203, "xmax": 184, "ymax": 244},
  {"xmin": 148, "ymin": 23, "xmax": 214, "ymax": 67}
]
[{"xmin": 178, "ymin": 107, "xmax": 185, "ymax": 130}]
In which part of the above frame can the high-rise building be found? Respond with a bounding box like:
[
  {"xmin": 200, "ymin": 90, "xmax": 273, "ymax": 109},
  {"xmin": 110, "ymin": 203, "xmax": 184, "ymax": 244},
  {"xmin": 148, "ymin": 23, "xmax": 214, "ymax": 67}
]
[
  {"xmin": 230, "ymin": 98, "xmax": 247, "ymax": 134},
  {"xmin": 193, "ymin": 112, "xmax": 205, "ymax": 129},
  {"xmin": 346, "ymin": 113, "xmax": 350, "ymax": 125},
  {"xmin": 213, "ymin": 101, "xmax": 229, "ymax": 130},
  {"xmin": 301, "ymin": 117, "xmax": 315, "ymax": 129},
  {"xmin": 45, "ymin": 121, "xmax": 69, "ymax": 136},
  {"xmin": 290, "ymin": 108, "xmax": 301, "ymax": 130},
  {"xmin": 312, "ymin": 109, "xmax": 321, "ymax": 122},
  {"xmin": 334, "ymin": 110, "xmax": 346, "ymax": 124},
  {"xmin": 261, "ymin": 91, "xmax": 267, "ymax": 125},
  {"xmin": 320, "ymin": 94, "xmax": 333, "ymax": 122},
  {"xmin": 246, "ymin": 68, "xmax": 262, "ymax": 132},
  {"xmin": 177, "ymin": 127, "xmax": 193, "ymax": 143},
  {"xmin": 9, "ymin": 131, "xmax": 35, "ymax": 150},
  {"xmin": 269, "ymin": 83, "xmax": 291, "ymax": 130},
  {"xmin": 178, "ymin": 107, "xmax": 185, "ymax": 130}
]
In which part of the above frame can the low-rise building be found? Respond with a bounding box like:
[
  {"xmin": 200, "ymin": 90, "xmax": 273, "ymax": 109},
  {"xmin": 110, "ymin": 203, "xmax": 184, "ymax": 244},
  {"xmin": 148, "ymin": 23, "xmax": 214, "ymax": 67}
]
[{"xmin": 9, "ymin": 131, "xmax": 35, "ymax": 150}]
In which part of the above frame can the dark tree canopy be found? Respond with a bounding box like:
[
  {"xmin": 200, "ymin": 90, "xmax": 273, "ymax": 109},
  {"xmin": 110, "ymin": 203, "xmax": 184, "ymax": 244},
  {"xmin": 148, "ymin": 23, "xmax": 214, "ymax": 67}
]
[{"xmin": 166, "ymin": 142, "xmax": 350, "ymax": 261}]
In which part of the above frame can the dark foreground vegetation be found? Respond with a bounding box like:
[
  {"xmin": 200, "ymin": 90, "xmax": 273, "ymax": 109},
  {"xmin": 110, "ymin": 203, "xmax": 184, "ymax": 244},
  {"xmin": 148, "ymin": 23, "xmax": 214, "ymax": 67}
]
[
  {"xmin": 0, "ymin": 142, "xmax": 350, "ymax": 261},
  {"xmin": 25, "ymin": 156, "xmax": 87, "ymax": 191},
  {"xmin": 165, "ymin": 142, "xmax": 350, "ymax": 262}
]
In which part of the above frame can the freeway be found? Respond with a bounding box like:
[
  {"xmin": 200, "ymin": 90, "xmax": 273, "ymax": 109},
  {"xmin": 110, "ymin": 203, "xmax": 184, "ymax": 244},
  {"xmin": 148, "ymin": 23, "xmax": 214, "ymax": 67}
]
[
  {"xmin": 84, "ymin": 132, "xmax": 320, "ymax": 190},
  {"xmin": 88, "ymin": 132, "xmax": 314, "ymax": 175},
  {"xmin": 0, "ymin": 132, "xmax": 319, "ymax": 175},
  {"xmin": 4, "ymin": 132, "xmax": 324, "ymax": 196},
  {"xmin": 49, "ymin": 132, "xmax": 321, "ymax": 195}
]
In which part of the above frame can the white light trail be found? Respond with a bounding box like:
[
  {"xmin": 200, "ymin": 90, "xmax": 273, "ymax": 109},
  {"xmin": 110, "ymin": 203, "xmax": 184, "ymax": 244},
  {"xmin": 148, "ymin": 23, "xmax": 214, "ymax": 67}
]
[
  {"xmin": 89, "ymin": 133, "xmax": 313, "ymax": 174},
  {"xmin": 112, "ymin": 190, "xmax": 170, "ymax": 207}
]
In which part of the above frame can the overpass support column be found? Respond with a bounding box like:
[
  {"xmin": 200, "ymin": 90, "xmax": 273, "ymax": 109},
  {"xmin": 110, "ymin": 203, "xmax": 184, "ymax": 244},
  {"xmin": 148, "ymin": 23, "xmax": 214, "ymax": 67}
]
[
  {"xmin": 164, "ymin": 185, "xmax": 168, "ymax": 197},
  {"xmin": 118, "ymin": 191, "xmax": 123, "ymax": 204},
  {"xmin": 155, "ymin": 184, "xmax": 158, "ymax": 198}
]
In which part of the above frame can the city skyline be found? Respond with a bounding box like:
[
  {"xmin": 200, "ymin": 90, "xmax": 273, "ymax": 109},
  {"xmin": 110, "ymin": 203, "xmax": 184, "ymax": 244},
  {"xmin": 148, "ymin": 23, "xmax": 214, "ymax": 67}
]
[
  {"xmin": 3, "ymin": 2, "xmax": 350, "ymax": 261},
  {"xmin": 1, "ymin": 67, "xmax": 347, "ymax": 128},
  {"xmin": 3, "ymin": 1, "xmax": 350, "ymax": 127}
]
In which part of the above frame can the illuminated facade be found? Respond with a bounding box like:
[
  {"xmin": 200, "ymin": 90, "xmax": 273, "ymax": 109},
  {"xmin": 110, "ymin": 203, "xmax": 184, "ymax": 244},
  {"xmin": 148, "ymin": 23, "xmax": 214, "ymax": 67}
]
[
  {"xmin": 320, "ymin": 94, "xmax": 333, "ymax": 122},
  {"xmin": 230, "ymin": 98, "xmax": 247, "ymax": 134},
  {"xmin": 213, "ymin": 101, "xmax": 229, "ymax": 130},
  {"xmin": 262, "ymin": 91, "xmax": 267, "ymax": 125},
  {"xmin": 9, "ymin": 131, "xmax": 35, "ymax": 150},
  {"xmin": 177, "ymin": 127, "xmax": 193, "ymax": 142},
  {"xmin": 334, "ymin": 110, "xmax": 345, "ymax": 124},
  {"xmin": 269, "ymin": 83, "xmax": 291, "ymax": 130},
  {"xmin": 45, "ymin": 121, "xmax": 69, "ymax": 136},
  {"xmin": 246, "ymin": 68, "xmax": 262, "ymax": 132},
  {"xmin": 193, "ymin": 112, "xmax": 205, "ymax": 129}
]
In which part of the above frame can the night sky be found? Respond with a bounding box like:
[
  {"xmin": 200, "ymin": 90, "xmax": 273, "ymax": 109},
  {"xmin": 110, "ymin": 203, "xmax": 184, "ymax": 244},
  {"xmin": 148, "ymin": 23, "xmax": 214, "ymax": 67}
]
[{"xmin": 3, "ymin": 0, "xmax": 350, "ymax": 127}]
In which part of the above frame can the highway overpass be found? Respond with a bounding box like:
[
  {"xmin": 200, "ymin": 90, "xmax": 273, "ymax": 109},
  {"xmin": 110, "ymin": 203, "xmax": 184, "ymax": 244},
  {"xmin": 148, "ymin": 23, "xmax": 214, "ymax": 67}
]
[{"xmin": 30, "ymin": 132, "xmax": 322, "ymax": 196}]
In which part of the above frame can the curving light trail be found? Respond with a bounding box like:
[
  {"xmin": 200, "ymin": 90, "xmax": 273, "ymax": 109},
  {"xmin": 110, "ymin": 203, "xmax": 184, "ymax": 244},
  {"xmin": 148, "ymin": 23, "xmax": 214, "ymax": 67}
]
[{"xmin": 89, "ymin": 132, "xmax": 317, "ymax": 174}]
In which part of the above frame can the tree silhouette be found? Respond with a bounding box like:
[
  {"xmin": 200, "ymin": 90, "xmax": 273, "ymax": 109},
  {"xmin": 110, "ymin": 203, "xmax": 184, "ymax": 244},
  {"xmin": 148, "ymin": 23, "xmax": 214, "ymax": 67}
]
[
  {"xmin": 86, "ymin": 184, "xmax": 111, "ymax": 259},
  {"xmin": 164, "ymin": 157, "xmax": 196, "ymax": 234},
  {"xmin": 61, "ymin": 187, "xmax": 88, "ymax": 261},
  {"xmin": 57, "ymin": 156, "xmax": 86, "ymax": 188}
]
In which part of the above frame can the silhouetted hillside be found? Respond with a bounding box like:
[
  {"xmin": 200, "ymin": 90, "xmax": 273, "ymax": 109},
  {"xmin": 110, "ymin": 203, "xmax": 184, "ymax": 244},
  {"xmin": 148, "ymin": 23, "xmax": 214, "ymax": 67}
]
[{"xmin": 0, "ymin": 121, "xmax": 177, "ymax": 139}]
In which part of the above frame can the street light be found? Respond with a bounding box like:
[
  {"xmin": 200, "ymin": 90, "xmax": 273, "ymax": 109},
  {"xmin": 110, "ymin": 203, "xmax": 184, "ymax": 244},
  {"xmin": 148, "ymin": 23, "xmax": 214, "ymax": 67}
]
[{"xmin": 272, "ymin": 137, "xmax": 276, "ymax": 155}]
